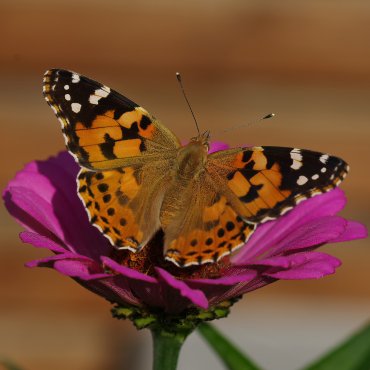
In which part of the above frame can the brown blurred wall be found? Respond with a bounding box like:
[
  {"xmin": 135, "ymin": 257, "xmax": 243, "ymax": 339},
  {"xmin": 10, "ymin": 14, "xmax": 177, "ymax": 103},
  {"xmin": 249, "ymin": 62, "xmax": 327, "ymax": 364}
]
[{"xmin": 0, "ymin": 1, "xmax": 369, "ymax": 370}]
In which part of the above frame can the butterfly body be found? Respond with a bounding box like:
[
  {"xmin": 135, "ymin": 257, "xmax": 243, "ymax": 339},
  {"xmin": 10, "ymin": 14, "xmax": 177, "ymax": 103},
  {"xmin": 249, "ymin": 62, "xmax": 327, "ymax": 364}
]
[
  {"xmin": 176, "ymin": 134, "xmax": 209, "ymax": 178},
  {"xmin": 43, "ymin": 69, "xmax": 349, "ymax": 267}
]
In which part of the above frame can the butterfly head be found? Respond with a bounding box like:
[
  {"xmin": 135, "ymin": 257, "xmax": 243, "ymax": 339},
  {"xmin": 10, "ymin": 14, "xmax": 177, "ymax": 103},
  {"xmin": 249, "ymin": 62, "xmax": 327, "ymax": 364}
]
[
  {"xmin": 190, "ymin": 130, "xmax": 211, "ymax": 151},
  {"xmin": 177, "ymin": 131, "xmax": 210, "ymax": 178}
]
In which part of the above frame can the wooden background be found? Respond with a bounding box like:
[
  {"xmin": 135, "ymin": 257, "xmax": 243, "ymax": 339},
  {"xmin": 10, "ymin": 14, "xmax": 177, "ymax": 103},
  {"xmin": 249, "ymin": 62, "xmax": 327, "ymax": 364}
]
[{"xmin": 0, "ymin": 1, "xmax": 369, "ymax": 369}]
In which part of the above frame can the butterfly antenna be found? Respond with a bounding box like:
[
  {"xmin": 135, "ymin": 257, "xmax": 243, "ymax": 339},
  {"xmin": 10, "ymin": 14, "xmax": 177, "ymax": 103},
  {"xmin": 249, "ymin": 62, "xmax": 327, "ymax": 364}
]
[
  {"xmin": 222, "ymin": 113, "xmax": 275, "ymax": 133},
  {"xmin": 176, "ymin": 72, "xmax": 200, "ymax": 135}
]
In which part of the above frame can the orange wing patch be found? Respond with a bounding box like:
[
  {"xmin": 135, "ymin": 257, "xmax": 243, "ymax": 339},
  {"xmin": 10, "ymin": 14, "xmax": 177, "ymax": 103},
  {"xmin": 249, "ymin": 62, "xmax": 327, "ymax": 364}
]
[
  {"xmin": 77, "ymin": 167, "xmax": 144, "ymax": 251},
  {"xmin": 165, "ymin": 201, "xmax": 256, "ymax": 267},
  {"xmin": 72, "ymin": 108, "xmax": 156, "ymax": 170}
]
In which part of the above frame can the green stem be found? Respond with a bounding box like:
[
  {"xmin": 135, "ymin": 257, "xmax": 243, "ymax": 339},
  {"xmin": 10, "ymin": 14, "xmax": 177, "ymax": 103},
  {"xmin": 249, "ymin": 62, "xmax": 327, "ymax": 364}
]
[{"xmin": 151, "ymin": 329, "xmax": 189, "ymax": 370}]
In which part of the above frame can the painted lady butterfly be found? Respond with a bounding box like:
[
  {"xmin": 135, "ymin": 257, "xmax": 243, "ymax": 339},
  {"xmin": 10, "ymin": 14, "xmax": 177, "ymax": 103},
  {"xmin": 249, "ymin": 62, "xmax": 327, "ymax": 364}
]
[{"xmin": 43, "ymin": 69, "xmax": 348, "ymax": 267}]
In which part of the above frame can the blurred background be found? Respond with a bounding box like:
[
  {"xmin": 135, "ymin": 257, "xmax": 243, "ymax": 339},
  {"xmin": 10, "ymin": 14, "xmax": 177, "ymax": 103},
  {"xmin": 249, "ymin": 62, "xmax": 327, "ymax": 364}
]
[{"xmin": 1, "ymin": 1, "xmax": 369, "ymax": 369}]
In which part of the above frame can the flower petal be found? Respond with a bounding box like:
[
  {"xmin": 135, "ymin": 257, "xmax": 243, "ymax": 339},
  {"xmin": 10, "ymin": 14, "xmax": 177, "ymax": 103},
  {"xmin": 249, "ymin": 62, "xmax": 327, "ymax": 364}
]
[
  {"xmin": 232, "ymin": 188, "xmax": 347, "ymax": 263},
  {"xmin": 5, "ymin": 187, "xmax": 66, "ymax": 241},
  {"xmin": 209, "ymin": 141, "xmax": 229, "ymax": 153},
  {"xmin": 155, "ymin": 267, "xmax": 209, "ymax": 310},
  {"xmin": 20, "ymin": 231, "xmax": 66, "ymax": 253},
  {"xmin": 273, "ymin": 216, "xmax": 347, "ymax": 253},
  {"xmin": 101, "ymin": 257, "xmax": 168, "ymax": 309},
  {"xmin": 29, "ymin": 253, "xmax": 142, "ymax": 306},
  {"xmin": 4, "ymin": 152, "xmax": 112, "ymax": 259},
  {"xmin": 25, "ymin": 252, "xmax": 90, "ymax": 268},
  {"xmin": 101, "ymin": 257, "xmax": 156, "ymax": 283},
  {"xmin": 263, "ymin": 252, "xmax": 341, "ymax": 280},
  {"xmin": 53, "ymin": 259, "xmax": 109, "ymax": 280},
  {"xmin": 331, "ymin": 220, "xmax": 368, "ymax": 243},
  {"xmin": 189, "ymin": 270, "xmax": 257, "ymax": 285}
]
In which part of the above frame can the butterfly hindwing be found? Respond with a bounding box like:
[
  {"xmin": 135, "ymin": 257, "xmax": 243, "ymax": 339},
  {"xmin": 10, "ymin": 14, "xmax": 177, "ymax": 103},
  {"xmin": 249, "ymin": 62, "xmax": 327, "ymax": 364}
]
[
  {"xmin": 77, "ymin": 158, "xmax": 172, "ymax": 252},
  {"xmin": 43, "ymin": 69, "xmax": 180, "ymax": 170},
  {"xmin": 162, "ymin": 172, "xmax": 256, "ymax": 267},
  {"xmin": 208, "ymin": 146, "xmax": 349, "ymax": 223}
]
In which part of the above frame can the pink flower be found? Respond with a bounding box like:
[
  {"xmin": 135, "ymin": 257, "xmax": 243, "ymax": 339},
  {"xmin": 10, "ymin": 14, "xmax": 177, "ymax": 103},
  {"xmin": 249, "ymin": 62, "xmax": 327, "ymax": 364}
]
[{"xmin": 3, "ymin": 145, "xmax": 367, "ymax": 314}]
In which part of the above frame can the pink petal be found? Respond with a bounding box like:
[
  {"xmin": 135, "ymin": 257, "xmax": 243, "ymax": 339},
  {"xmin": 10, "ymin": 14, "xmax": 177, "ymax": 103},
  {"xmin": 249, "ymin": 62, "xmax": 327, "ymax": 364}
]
[
  {"xmin": 25, "ymin": 252, "xmax": 90, "ymax": 268},
  {"xmin": 233, "ymin": 188, "xmax": 347, "ymax": 263},
  {"xmin": 4, "ymin": 152, "xmax": 112, "ymax": 259},
  {"xmin": 155, "ymin": 267, "xmax": 209, "ymax": 310},
  {"xmin": 20, "ymin": 231, "xmax": 66, "ymax": 253},
  {"xmin": 263, "ymin": 252, "xmax": 341, "ymax": 280},
  {"xmin": 53, "ymin": 259, "xmax": 109, "ymax": 280},
  {"xmin": 101, "ymin": 257, "xmax": 166, "ymax": 309},
  {"xmin": 331, "ymin": 220, "xmax": 368, "ymax": 243},
  {"xmin": 189, "ymin": 270, "xmax": 257, "ymax": 285},
  {"xmin": 101, "ymin": 257, "xmax": 156, "ymax": 283},
  {"xmin": 5, "ymin": 187, "xmax": 65, "ymax": 243},
  {"xmin": 209, "ymin": 141, "xmax": 229, "ymax": 153}
]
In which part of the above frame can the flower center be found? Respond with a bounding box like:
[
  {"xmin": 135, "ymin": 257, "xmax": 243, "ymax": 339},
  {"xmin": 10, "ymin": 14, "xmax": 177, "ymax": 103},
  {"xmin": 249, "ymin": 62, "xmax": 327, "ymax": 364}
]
[{"xmin": 108, "ymin": 230, "xmax": 231, "ymax": 279}]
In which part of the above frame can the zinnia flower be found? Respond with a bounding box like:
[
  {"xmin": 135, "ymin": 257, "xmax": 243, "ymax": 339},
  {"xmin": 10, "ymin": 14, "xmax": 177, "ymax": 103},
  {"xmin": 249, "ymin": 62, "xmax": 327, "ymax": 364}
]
[{"xmin": 3, "ymin": 144, "xmax": 366, "ymax": 318}]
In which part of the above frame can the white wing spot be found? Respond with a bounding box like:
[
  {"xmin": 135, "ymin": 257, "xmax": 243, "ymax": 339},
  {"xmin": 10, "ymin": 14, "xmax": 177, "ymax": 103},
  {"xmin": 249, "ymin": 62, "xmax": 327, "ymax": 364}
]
[
  {"xmin": 290, "ymin": 148, "xmax": 303, "ymax": 170},
  {"xmin": 291, "ymin": 160, "xmax": 303, "ymax": 170},
  {"xmin": 100, "ymin": 86, "xmax": 111, "ymax": 96},
  {"xmin": 64, "ymin": 85, "xmax": 70, "ymax": 90},
  {"xmin": 89, "ymin": 95, "xmax": 100, "ymax": 105},
  {"xmin": 311, "ymin": 174, "xmax": 319, "ymax": 180},
  {"xmin": 320, "ymin": 154, "xmax": 329, "ymax": 164},
  {"xmin": 65, "ymin": 94, "xmax": 71, "ymax": 101},
  {"xmin": 321, "ymin": 167, "xmax": 327, "ymax": 173},
  {"xmin": 72, "ymin": 74, "xmax": 80, "ymax": 83},
  {"xmin": 71, "ymin": 103, "xmax": 81, "ymax": 113},
  {"xmin": 89, "ymin": 88, "xmax": 111, "ymax": 105},
  {"xmin": 290, "ymin": 148, "xmax": 302, "ymax": 161},
  {"xmin": 297, "ymin": 175, "xmax": 308, "ymax": 185}
]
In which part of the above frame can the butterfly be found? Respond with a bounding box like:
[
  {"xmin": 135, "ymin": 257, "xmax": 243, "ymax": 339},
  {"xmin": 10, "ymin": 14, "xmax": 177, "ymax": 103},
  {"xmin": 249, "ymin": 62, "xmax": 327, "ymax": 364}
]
[{"xmin": 43, "ymin": 69, "xmax": 349, "ymax": 268}]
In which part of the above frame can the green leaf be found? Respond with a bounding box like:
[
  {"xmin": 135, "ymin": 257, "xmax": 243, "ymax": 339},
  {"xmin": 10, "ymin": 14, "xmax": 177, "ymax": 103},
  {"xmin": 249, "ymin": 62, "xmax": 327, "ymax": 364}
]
[
  {"xmin": 198, "ymin": 322, "xmax": 262, "ymax": 370},
  {"xmin": 0, "ymin": 359, "xmax": 23, "ymax": 370},
  {"xmin": 303, "ymin": 322, "xmax": 370, "ymax": 370}
]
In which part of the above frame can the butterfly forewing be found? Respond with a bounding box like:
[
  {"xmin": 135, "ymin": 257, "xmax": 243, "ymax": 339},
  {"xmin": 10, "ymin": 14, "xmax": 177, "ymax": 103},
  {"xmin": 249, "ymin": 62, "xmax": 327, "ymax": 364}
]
[
  {"xmin": 43, "ymin": 69, "xmax": 180, "ymax": 170},
  {"xmin": 208, "ymin": 146, "xmax": 349, "ymax": 224}
]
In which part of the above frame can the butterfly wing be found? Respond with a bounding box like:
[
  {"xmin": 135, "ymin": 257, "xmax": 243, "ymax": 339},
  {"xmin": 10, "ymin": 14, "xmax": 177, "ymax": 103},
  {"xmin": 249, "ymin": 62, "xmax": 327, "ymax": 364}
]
[
  {"xmin": 77, "ymin": 161, "xmax": 172, "ymax": 251},
  {"xmin": 207, "ymin": 146, "xmax": 349, "ymax": 223},
  {"xmin": 162, "ymin": 172, "xmax": 256, "ymax": 267},
  {"xmin": 43, "ymin": 69, "xmax": 180, "ymax": 170},
  {"xmin": 164, "ymin": 145, "xmax": 348, "ymax": 267},
  {"xmin": 43, "ymin": 69, "xmax": 180, "ymax": 251}
]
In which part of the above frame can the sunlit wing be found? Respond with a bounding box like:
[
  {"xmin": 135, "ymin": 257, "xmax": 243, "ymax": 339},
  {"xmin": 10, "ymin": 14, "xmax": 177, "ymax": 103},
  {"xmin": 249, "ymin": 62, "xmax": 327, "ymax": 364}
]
[
  {"xmin": 43, "ymin": 69, "xmax": 180, "ymax": 170},
  {"xmin": 162, "ymin": 172, "xmax": 256, "ymax": 267},
  {"xmin": 207, "ymin": 146, "xmax": 349, "ymax": 223}
]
